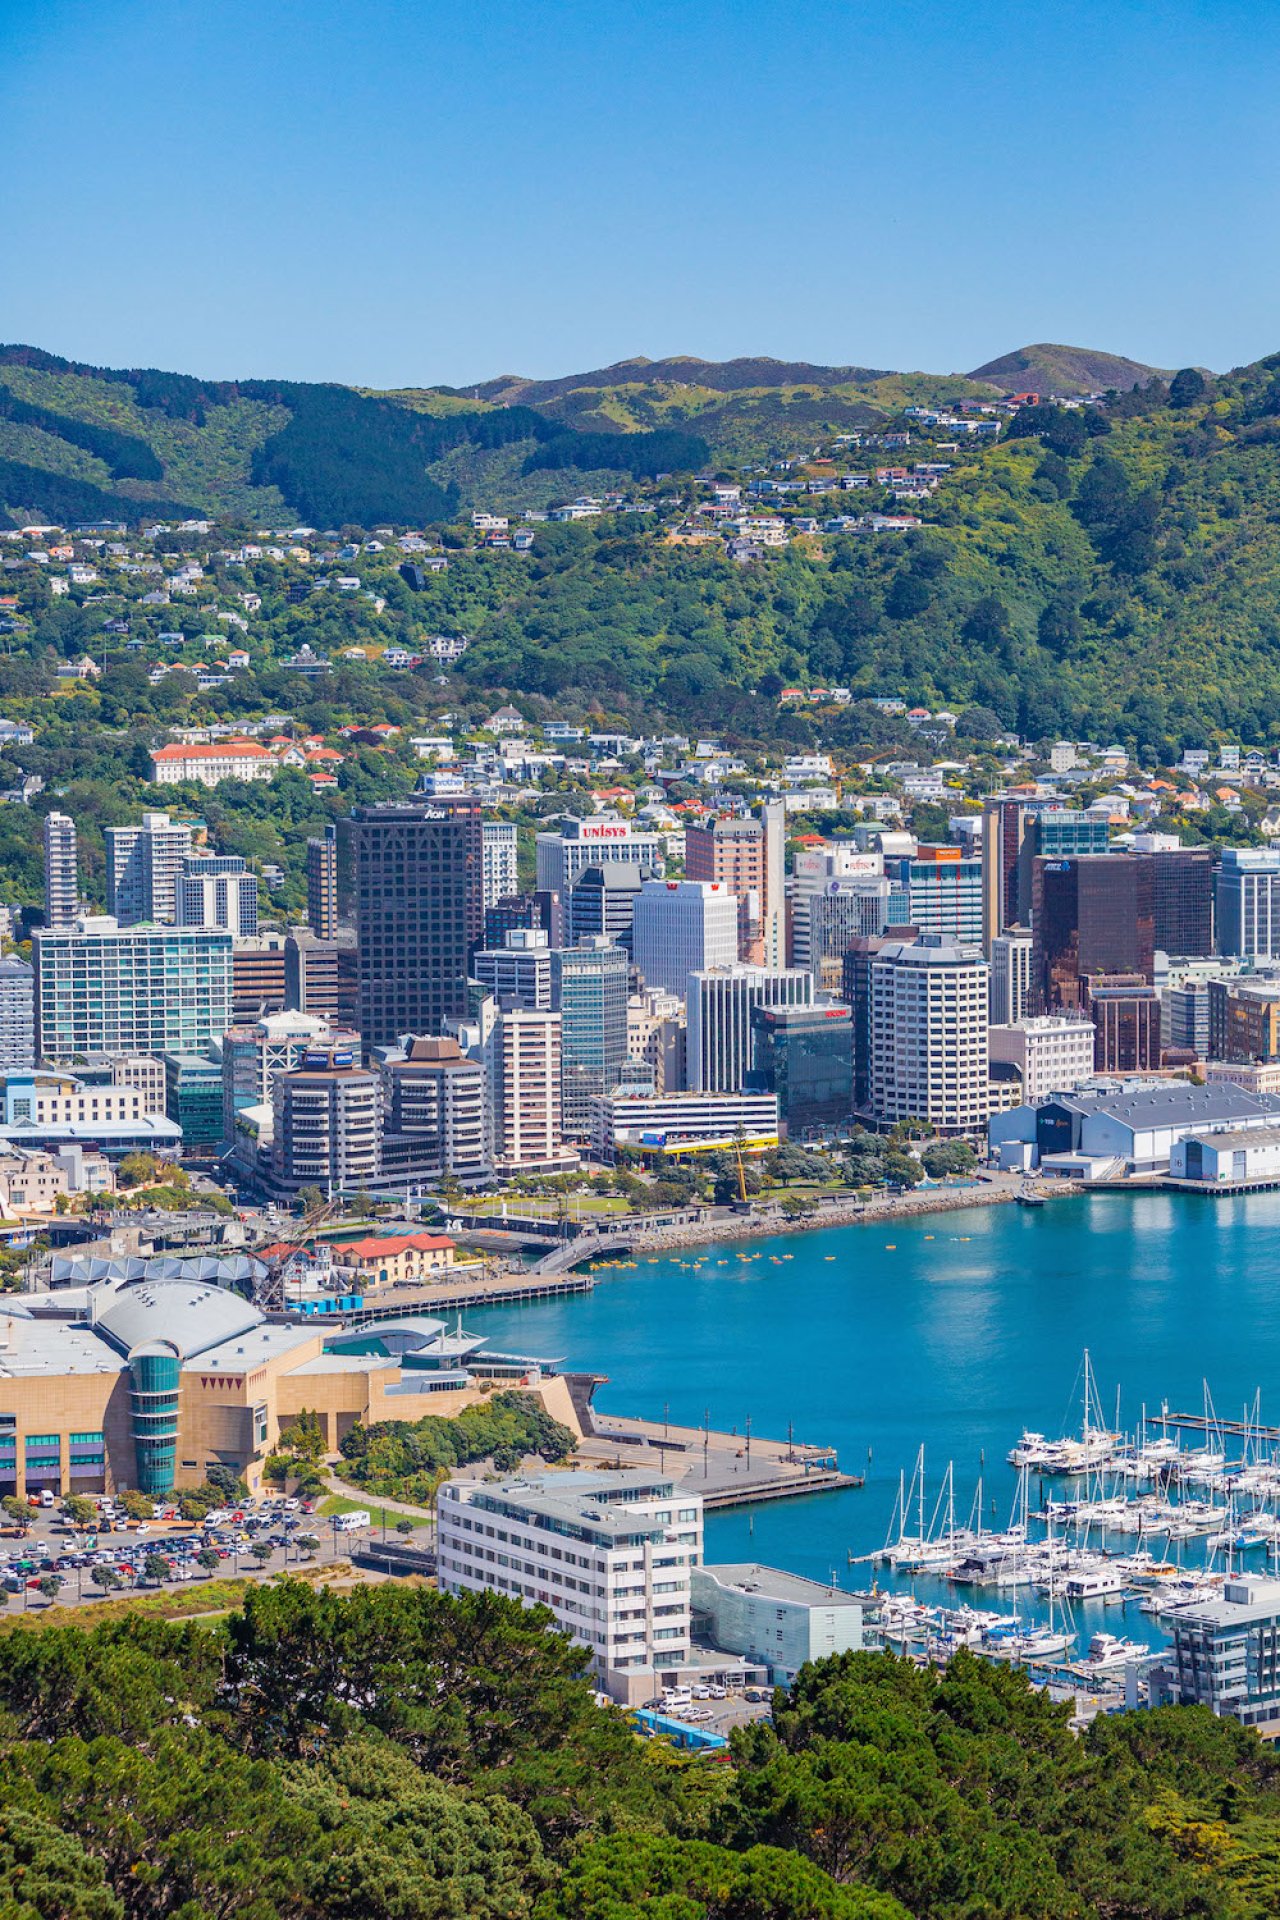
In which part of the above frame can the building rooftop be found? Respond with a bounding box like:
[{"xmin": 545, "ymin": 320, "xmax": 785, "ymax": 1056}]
[
  {"xmin": 95, "ymin": 1281, "xmax": 264, "ymax": 1361},
  {"xmin": 1046, "ymin": 1083, "xmax": 1280, "ymax": 1127},
  {"xmin": 697, "ymin": 1562, "xmax": 863, "ymax": 1607},
  {"xmin": 454, "ymin": 1470, "xmax": 688, "ymax": 1544},
  {"xmin": 1192, "ymin": 1126, "xmax": 1280, "ymax": 1152}
]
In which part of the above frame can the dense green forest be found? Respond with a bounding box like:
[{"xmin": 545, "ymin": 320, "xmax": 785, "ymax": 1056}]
[{"xmin": 1, "ymin": 1582, "xmax": 1280, "ymax": 1917}]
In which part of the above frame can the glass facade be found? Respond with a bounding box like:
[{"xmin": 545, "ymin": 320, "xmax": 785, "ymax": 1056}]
[
  {"xmin": 750, "ymin": 1003, "xmax": 853, "ymax": 1135},
  {"xmin": 129, "ymin": 1346, "xmax": 181, "ymax": 1494}
]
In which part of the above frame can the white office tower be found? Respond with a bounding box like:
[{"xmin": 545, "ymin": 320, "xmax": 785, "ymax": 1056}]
[
  {"xmin": 869, "ymin": 935, "xmax": 989, "ymax": 1134},
  {"xmin": 686, "ymin": 965, "xmax": 813, "ymax": 1092},
  {"xmin": 473, "ymin": 927, "xmax": 553, "ymax": 1011},
  {"xmin": 438, "ymin": 1470, "xmax": 703, "ymax": 1702},
  {"xmin": 481, "ymin": 820, "xmax": 519, "ymax": 910},
  {"xmin": 485, "ymin": 1005, "xmax": 573, "ymax": 1173},
  {"xmin": 535, "ymin": 813, "xmax": 665, "ymax": 894},
  {"xmin": 42, "ymin": 813, "xmax": 78, "ymax": 928},
  {"xmin": 632, "ymin": 880, "xmax": 738, "ymax": 996},
  {"xmin": 789, "ymin": 847, "xmax": 884, "ymax": 967},
  {"xmin": 989, "ymin": 927, "xmax": 1033, "ymax": 1024},
  {"xmin": 106, "ymin": 812, "xmax": 195, "ymax": 924},
  {"xmin": 0, "ymin": 959, "xmax": 35, "ymax": 1070},
  {"xmin": 175, "ymin": 855, "xmax": 259, "ymax": 937},
  {"xmin": 762, "ymin": 798, "xmax": 787, "ymax": 970}
]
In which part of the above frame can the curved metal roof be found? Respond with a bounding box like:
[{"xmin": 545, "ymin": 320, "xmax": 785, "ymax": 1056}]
[{"xmin": 94, "ymin": 1281, "xmax": 263, "ymax": 1361}]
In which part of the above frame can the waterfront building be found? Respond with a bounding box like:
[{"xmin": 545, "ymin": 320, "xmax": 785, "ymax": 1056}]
[
  {"xmin": 535, "ymin": 814, "xmax": 664, "ymax": 895},
  {"xmin": 1086, "ymin": 978, "xmax": 1162, "ymax": 1074},
  {"xmin": 748, "ymin": 1002, "xmax": 853, "ymax": 1136},
  {"xmin": 106, "ymin": 812, "xmax": 194, "ymax": 924},
  {"xmin": 1032, "ymin": 854, "xmax": 1156, "ymax": 1013},
  {"xmin": 841, "ymin": 925, "xmax": 921, "ymax": 1112},
  {"xmin": 42, "ymin": 812, "xmax": 78, "ymax": 929},
  {"xmin": 686, "ymin": 964, "xmax": 813, "ymax": 1093},
  {"xmin": 485, "ymin": 1006, "xmax": 574, "ymax": 1174},
  {"xmin": 271, "ymin": 1043, "xmax": 381, "ymax": 1192},
  {"xmin": 690, "ymin": 1564, "xmax": 865, "ymax": 1686},
  {"xmin": 988, "ymin": 1079, "xmax": 1280, "ymax": 1176},
  {"xmin": 632, "ymin": 879, "xmax": 738, "ymax": 997},
  {"xmin": 231, "ymin": 932, "xmax": 287, "ymax": 1020},
  {"xmin": 438, "ymin": 1470, "xmax": 703, "ymax": 1703},
  {"xmin": 481, "ymin": 820, "xmax": 519, "ymax": 911},
  {"xmin": 33, "ymin": 917, "xmax": 232, "ymax": 1065},
  {"xmin": 1152, "ymin": 1578, "xmax": 1280, "ymax": 1732},
  {"xmin": 868, "ymin": 935, "xmax": 989, "ymax": 1135},
  {"xmin": 175, "ymin": 854, "xmax": 258, "ymax": 937},
  {"xmin": 0, "ymin": 959, "xmax": 34, "ymax": 1071},
  {"xmin": 885, "ymin": 849, "xmax": 983, "ymax": 947},
  {"xmin": 305, "ymin": 824, "xmax": 338, "ymax": 938},
  {"xmin": 989, "ymin": 927, "xmax": 1033, "ymax": 1025},
  {"xmin": 551, "ymin": 937, "xmax": 630, "ymax": 1135},
  {"xmin": 1216, "ymin": 849, "xmax": 1280, "ymax": 960},
  {"xmin": 1169, "ymin": 1129, "xmax": 1280, "ymax": 1187},
  {"xmin": 0, "ymin": 1272, "xmax": 545, "ymax": 1498},
  {"xmin": 567, "ymin": 863, "xmax": 644, "ymax": 953},
  {"xmin": 987, "ymin": 1016, "xmax": 1096, "ymax": 1103},
  {"xmin": 474, "ymin": 928, "xmax": 553, "ymax": 1011},
  {"xmin": 378, "ymin": 1035, "xmax": 489, "ymax": 1187},
  {"xmin": 588, "ymin": 1087, "xmax": 779, "ymax": 1162},
  {"xmin": 349, "ymin": 799, "xmax": 484, "ymax": 1051}
]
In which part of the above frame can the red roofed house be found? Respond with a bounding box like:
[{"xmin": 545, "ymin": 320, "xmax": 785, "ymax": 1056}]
[
  {"xmin": 151, "ymin": 740, "xmax": 276, "ymax": 787},
  {"xmin": 329, "ymin": 1231, "xmax": 457, "ymax": 1289}
]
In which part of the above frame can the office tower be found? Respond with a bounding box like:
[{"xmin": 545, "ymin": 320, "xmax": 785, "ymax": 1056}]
[
  {"xmin": 271, "ymin": 1044, "xmax": 381, "ymax": 1191},
  {"xmin": 483, "ymin": 889, "xmax": 564, "ymax": 952},
  {"xmin": 841, "ymin": 925, "xmax": 920, "ymax": 1112},
  {"xmin": 349, "ymin": 799, "xmax": 483, "ymax": 1051},
  {"xmin": 0, "ymin": 959, "xmax": 34, "ymax": 1070},
  {"xmin": 232, "ymin": 933, "xmax": 288, "ymax": 1020},
  {"xmin": 626, "ymin": 987, "xmax": 686, "ymax": 1094},
  {"xmin": 1031, "ymin": 854, "xmax": 1155, "ymax": 1013},
  {"xmin": 175, "ymin": 855, "xmax": 258, "ymax": 937},
  {"xmin": 222, "ymin": 1010, "xmax": 348, "ymax": 1143},
  {"xmin": 1086, "ymin": 978, "xmax": 1162, "ymax": 1074},
  {"xmin": 107, "ymin": 1053, "xmax": 167, "ymax": 1113},
  {"xmin": 33, "ymin": 918, "xmax": 233, "ymax": 1064},
  {"xmin": 1149, "ymin": 848, "xmax": 1213, "ymax": 956},
  {"xmin": 632, "ymin": 879, "xmax": 738, "ymax": 996},
  {"xmin": 1216, "ymin": 849, "xmax": 1280, "ymax": 959},
  {"xmin": 1167, "ymin": 980, "xmax": 1212, "ymax": 1057},
  {"xmin": 481, "ymin": 820, "xmax": 519, "ymax": 911},
  {"xmin": 980, "ymin": 798, "xmax": 1110, "ymax": 951},
  {"xmin": 551, "ymin": 937, "xmax": 630, "ymax": 1134},
  {"xmin": 748, "ymin": 1002, "xmax": 853, "ymax": 1136},
  {"xmin": 869, "ymin": 935, "xmax": 989, "ymax": 1134},
  {"xmin": 684, "ymin": 816, "xmax": 768, "ymax": 961},
  {"xmin": 761, "ymin": 798, "xmax": 788, "ymax": 970},
  {"xmin": 987, "ymin": 1016, "xmax": 1096, "ymax": 1102},
  {"xmin": 807, "ymin": 878, "xmax": 912, "ymax": 976},
  {"xmin": 989, "ymin": 927, "xmax": 1033, "ymax": 1025},
  {"xmin": 106, "ymin": 812, "xmax": 194, "ymax": 925},
  {"xmin": 789, "ymin": 846, "xmax": 884, "ymax": 967},
  {"xmin": 567, "ymin": 864, "xmax": 644, "ymax": 953},
  {"xmin": 474, "ymin": 928, "xmax": 553, "ymax": 1011},
  {"xmin": 163, "ymin": 1052, "xmax": 225, "ymax": 1146},
  {"xmin": 1207, "ymin": 977, "xmax": 1280, "ymax": 1063},
  {"xmin": 534, "ymin": 814, "xmax": 664, "ymax": 894},
  {"xmin": 42, "ymin": 813, "xmax": 78, "ymax": 929},
  {"xmin": 485, "ymin": 1006, "xmax": 570, "ymax": 1174},
  {"xmin": 685, "ymin": 965, "xmax": 813, "ymax": 1093},
  {"xmin": 284, "ymin": 927, "xmax": 358, "ymax": 1028},
  {"xmin": 884, "ymin": 849, "xmax": 983, "ymax": 946},
  {"xmin": 378, "ymin": 1036, "xmax": 489, "ymax": 1186},
  {"xmin": 305, "ymin": 824, "xmax": 338, "ymax": 938}
]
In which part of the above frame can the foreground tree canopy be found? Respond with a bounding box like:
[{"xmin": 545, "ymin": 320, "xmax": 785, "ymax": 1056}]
[{"xmin": 0, "ymin": 1582, "xmax": 1278, "ymax": 1915}]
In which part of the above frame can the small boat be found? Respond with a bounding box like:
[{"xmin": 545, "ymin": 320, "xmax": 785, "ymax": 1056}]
[{"xmin": 1083, "ymin": 1631, "xmax": 1150, "ymax": 1671}]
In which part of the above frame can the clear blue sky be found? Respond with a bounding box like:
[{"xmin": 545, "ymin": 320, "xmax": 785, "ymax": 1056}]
[{"xmin": 4, "ymin": 0, "xmax": 1278, "ymax": 387}]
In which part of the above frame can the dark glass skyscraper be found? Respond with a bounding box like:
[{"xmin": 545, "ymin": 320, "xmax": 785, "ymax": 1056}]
[
  {"xmin": 349, "ymin": 801, "xmax": 483, "ymax": 1051},
  {"xmin": 1032, "ymin": 854, "xmax": 1155, "ymax": 1012}
]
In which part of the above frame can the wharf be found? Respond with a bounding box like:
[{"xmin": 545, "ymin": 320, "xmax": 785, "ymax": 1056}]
[
  {"xmin": 274, "ymin": 1268, "xmax": 594, "ymax": 1328},
  {"xmin": 578, "ymin": 1404, "xmax": 859, "ymax": 1510}
]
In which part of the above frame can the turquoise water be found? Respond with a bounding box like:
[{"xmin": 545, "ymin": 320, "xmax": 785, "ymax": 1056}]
[{"xmin": 467, "ymin": 1190, "xmax": 1280, "ymax": 1649}]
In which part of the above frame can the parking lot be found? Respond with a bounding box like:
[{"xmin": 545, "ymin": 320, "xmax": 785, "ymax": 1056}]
[
  {"xmin": 646, "ymin": 1684, "xmax": 776, "ymax": 1737},
  {"xmin": 0, "ymin": 1495, "xmax": 383, "ymax": 1608}
]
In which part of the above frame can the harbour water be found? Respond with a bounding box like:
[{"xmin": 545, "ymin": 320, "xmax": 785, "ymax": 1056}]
[{"xmin": 468, "ymin": 1188, "xmax": 1280, "ymax": 1655}]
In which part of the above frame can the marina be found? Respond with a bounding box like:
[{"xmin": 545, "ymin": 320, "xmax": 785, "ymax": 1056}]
[{"xmin": 466, "ymin": 1185, "xmax": 1280, "ymax": 1668}]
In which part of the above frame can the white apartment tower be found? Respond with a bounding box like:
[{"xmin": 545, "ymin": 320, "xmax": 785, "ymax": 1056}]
[
  {"xmin": 988, "ymin": 1016, "xmax": 1096, "ymax": 1103},
  {"xmin": 631, "ymin": 879, "xmax": 739, "ymax": 997},
  {"xmin": 685, "ymin": 965, "xmax": 813, "ymax": 1092},
  {"xmin": 869, "ymin": 934, "xmax": 989, "ymax": 1135},
  {"xmin": 481, "ymin": 820, "xmax": 519, "ymax": 911},
  {"xmin": 106, "ymin": 812, "xmax": 195, "ymax": 924},
  {"xmin": 42, "ymin": 813, "xmax": 78, "ymax": 929},
  {"xmin": 485, "ymin": 1005, "xmax": 572, "ymax": 1173}
]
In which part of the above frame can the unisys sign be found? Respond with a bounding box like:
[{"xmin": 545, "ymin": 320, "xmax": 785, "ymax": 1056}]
[{"xmin": 577, "ymin": 822, "xmax": 632, "ymax": 840}]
